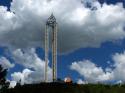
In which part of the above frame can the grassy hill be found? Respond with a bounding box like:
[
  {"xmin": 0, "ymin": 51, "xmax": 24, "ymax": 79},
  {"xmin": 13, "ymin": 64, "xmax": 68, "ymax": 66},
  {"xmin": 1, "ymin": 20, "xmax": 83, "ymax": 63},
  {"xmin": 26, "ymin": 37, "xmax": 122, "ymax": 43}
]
[{"xmin": 3, "ymin": 83, "xmax": 125, "ymax": 93}]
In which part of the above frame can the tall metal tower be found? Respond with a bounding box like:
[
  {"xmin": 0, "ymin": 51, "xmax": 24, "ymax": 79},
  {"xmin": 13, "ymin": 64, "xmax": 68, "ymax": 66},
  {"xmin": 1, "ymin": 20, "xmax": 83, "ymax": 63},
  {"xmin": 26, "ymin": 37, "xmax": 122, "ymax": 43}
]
[{"xmin": 45, "ymin": 14, "xmax": 58, "ymax": 82}]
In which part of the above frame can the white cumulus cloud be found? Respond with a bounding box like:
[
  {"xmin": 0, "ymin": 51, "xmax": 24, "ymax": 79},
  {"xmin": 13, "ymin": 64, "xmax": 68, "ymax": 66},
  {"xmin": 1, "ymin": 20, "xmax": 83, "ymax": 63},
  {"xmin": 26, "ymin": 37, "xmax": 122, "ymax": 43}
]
[
  {"xmin": 70, "ymin": 60, "xmax": 113, "ymax": 83},
  {"xmin": 9, "ymin": 81, "xmax": 17, "ymax": 88},
  {"xmin": 0, "ymin": 0, "xmax": 124, "ymax": 53},
  {"xmin": 11, "ymin": 48, "xmax": 52, "ymax": 85},
  {"xmin": 77, "ymin": 79, "xmax": 88, "ymax": 84},
  {"xmin": 112, "ymin": 52, "xmax": 125, "ymax": 82},
  {"xmin": 0, "ymin": 57, "xmax": 15, "ymax": 69},
  {"xmin": 70, "ymin": 51, "xmax": 125, "ymax": 83}
]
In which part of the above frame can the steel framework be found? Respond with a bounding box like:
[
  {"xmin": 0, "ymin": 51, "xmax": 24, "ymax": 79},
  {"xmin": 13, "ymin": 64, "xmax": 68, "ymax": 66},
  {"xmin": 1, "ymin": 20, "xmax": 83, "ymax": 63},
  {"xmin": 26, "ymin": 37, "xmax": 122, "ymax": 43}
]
[{"xmin": 45, "ymin": 14, "xmax": 58, "ymax": 82}]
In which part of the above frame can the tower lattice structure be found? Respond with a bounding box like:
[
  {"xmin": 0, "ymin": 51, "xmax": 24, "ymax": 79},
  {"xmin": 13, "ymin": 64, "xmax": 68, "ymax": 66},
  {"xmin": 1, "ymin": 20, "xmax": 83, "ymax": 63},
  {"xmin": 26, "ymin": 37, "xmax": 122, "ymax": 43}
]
[{"xmin": 45, "ymin": 14, "xmax": 58, "ymax": 82}]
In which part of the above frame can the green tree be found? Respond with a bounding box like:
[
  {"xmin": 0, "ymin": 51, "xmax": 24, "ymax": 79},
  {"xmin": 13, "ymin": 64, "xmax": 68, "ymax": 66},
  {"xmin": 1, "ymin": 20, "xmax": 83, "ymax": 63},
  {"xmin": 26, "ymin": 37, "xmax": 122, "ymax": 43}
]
[{"xmin": 0, "ymin": 65, "xmax": 9, "ymax": 93}]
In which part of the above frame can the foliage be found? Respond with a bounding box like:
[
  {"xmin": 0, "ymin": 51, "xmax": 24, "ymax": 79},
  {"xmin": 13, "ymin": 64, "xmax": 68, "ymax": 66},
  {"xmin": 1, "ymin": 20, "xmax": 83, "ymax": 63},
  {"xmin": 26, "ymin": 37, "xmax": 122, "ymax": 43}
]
[
  {"xmin": 0, "ymin": 65, "xmax": 9, "ymax": 93},
  {"xmin": 5, "ymin": 82, "xmax": 125, "ymax": 93}
]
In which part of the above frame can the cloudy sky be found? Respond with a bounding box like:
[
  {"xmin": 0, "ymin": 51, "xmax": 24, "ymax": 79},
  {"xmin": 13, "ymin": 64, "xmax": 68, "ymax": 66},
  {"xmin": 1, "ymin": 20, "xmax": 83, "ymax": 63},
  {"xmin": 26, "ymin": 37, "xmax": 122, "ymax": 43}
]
[{"xmin": 0, "ymin": 0, "xmax": 125, "ymax": 86}]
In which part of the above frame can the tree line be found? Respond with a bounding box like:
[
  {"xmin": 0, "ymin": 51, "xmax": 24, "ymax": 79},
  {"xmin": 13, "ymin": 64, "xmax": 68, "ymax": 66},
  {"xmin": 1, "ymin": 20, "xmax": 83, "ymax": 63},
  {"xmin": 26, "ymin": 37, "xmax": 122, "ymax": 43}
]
[{"xmin": 0, "ymin": 65, "xmax": 9, "ymax": 93}]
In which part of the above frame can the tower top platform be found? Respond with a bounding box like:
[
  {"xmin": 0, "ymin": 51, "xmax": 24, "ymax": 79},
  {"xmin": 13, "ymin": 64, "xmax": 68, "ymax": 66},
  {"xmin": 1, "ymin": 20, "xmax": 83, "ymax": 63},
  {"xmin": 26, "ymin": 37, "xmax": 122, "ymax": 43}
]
[{"xmin": 46, "ymin": 14, "xmax": 57, "ymax": 27}]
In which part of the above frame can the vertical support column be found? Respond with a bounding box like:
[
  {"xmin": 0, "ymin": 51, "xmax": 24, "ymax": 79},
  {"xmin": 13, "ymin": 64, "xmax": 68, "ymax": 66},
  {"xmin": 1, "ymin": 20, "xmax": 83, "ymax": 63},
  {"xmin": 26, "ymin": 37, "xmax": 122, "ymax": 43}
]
[
  {"xmin": 52, "ymin": 23, "xmax": 57, "ymax": 82},
  {"xmin": 45, "ymin": 25, "xmax": 49, "ymax": 82},
  {"xmin": 52, "ymin": 26, "xmax": 55, "ymax": 82},
  {"xmin": 55, "ymin": 23, "xmax": 58, "ymax": 81}
]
